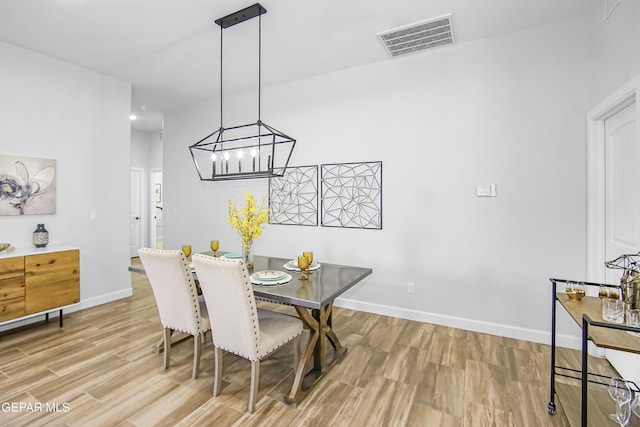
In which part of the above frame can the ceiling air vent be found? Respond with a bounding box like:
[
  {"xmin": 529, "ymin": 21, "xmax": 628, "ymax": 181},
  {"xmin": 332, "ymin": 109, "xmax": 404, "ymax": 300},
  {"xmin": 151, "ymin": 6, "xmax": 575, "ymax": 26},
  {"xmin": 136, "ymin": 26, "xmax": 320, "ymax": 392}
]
[{"xmin": 377, "ymin": 13, "xmax": 454, "ymax": 58}]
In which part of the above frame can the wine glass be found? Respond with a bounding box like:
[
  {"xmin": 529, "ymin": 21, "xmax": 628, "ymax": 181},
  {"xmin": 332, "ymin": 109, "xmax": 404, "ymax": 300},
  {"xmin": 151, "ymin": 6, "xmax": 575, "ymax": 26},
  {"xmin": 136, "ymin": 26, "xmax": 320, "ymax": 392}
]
[
  {"xmin": 566, "ymin": 282, "xmax": 585, "ymax": 300},
  {"xmin": 632, "ymin": 393, "xmax": 640, "ymax": 419},
  {"xmin": 303, "ymin": 251, "xmax": 313, "ymax": 274},
  {"xmin": 298, "ymin": 255, "xmax": 310, "ymax": 280},
  {"xmin": 181, "ymin": 245, "xmax": 192, "ymax": 260},
  {"xmin": 210, "ymin": 240, "xmax": 219, "ymax": 257},
  {"xmin": 609, "ymin": 378, "xmax": 631, "ymax": 424},
  {"xmin": 610, "ymin": 377, "xmax": 630, "ymax": 401},
  {"xmin": 303, "ymin": 251, "xmax": 313, "ymax": 264},
  {"xmin": 600, "ymin": 285, "xmax": 621, "ymax": 299},
  {"xmin": 615, "ymin": 401, "xmax": 632, "ymax": 427}
]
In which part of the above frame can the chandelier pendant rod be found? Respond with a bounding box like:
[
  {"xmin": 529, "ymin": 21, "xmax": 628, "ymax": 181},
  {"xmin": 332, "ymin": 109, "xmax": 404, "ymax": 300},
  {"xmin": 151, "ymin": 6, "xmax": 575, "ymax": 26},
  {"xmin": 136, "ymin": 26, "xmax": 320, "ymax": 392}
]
[
  {"xmin": 258, "ymin": 12, "xmax": 262, "ymax": 124},
  {"xmin": 220, "ymin": 25, "xmax": 224, "ymax": 129},
  {"xmin": 258, "ymin": 11, "xmax": 263, "ymax": 171}
]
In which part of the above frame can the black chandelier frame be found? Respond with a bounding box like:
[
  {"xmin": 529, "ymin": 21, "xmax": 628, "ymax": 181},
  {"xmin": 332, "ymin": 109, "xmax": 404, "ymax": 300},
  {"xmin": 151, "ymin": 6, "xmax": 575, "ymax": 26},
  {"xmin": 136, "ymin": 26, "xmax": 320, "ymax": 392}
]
[{"xmin": 189, "ymin": 3, "xmax": 296, "ymax": 182}]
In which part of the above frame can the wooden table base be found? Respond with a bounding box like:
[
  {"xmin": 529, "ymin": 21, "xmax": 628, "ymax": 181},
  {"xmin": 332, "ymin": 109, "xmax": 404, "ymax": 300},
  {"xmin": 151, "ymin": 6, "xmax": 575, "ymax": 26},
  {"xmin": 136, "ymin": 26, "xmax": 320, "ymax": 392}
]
[
  {"xmin": 150, "ymin": 330, "xmax": 192, "ymax": 353},
  {"xmin": 285, "ymin": 302, "xmax": 348, "ymax": 405}
]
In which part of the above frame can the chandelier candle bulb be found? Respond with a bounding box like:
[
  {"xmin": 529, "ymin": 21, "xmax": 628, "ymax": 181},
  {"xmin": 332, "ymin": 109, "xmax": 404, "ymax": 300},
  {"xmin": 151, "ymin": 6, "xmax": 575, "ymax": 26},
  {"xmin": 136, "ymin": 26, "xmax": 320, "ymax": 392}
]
[
  {"xmin": 224, "ymin": 152, "xmax": 230, "ymax": 174},
  {"xmin": 237, "ymin": 150, "xmax": 243, "ymax": 173},
  {"xmin": 211, "ymin": 153, "xmax": 217, "ymax": 176},
  {"xmin": 251, "ymin": 148, "xmax": 257, "ymax": 171}
]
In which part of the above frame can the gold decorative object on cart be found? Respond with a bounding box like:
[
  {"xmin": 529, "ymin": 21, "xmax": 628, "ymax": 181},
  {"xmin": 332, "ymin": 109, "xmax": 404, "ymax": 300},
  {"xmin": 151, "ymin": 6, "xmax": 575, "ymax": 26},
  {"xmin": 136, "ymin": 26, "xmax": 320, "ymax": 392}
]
[{"xmin": 605, "ymin": 253, "xmax": 640, "ymax": 310}]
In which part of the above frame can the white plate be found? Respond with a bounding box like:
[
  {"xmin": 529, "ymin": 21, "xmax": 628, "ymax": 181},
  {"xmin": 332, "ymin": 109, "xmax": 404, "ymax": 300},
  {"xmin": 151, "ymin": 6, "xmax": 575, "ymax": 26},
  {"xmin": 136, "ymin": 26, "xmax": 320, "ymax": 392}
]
[
  {"xmin": 253, "ymin": 270, "xmax": 286, "ymax": 281},
  {"xmin": 250, "ymin": 271, "xmax": 292, "ymax": 286},
  {"xmin": 222, "ymin": 252, "xmax": 243, "ymax": 259},
  {"xmin": 283, "ymin": 260, "xmax": 321, "ymax": 272}
]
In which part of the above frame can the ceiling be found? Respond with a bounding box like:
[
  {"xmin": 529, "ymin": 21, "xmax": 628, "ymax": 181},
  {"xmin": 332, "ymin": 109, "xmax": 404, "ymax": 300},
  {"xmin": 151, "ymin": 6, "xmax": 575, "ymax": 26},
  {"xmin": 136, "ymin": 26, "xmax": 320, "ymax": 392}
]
[{"xmin": 0, "ymin": 0, "xmax": 598, "ymax": 132}]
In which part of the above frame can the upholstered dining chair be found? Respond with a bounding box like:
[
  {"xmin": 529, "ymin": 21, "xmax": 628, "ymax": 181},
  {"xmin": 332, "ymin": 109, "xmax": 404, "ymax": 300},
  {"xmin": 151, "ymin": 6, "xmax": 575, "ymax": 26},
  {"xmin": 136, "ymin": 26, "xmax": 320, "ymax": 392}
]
[
  {"xmin": 191, "ymin": 254, "xmax": 303, "ymax": 413},
  {"xmin": 138, "ymin": 248, "xmax": 211, "ymax": 379}
]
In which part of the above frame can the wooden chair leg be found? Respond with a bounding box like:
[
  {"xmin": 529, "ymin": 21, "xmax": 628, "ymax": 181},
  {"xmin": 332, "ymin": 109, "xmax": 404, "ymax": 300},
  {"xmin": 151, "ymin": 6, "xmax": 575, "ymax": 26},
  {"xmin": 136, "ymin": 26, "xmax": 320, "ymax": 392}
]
[
  {"xmin": 213, "ymin": 347, "xmax": 223, "ymax": 396},
  {"xmin": 248, "ymin": 360, "xmax": 261, "ymax": 413},
  {"xmin": 192, "ymin": 333, "xmax": 202, "ymax": 380},
  {"xmin": 292, "ymin": 335, "xmax": 301, "ymax": 369},
  {"xmin": 162, "ymin": 328, "xmax": 172, "ymax": 370}
]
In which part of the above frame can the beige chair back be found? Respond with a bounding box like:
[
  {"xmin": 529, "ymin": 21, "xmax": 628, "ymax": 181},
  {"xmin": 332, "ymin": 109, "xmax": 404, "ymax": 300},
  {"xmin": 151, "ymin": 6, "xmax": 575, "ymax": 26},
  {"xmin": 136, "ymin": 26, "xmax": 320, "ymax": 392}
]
[
  {"xmin": 191, "ymin": 254, "xmax": 260, "ymax": 360},
  {"xmin": 138, "ymin": 248, "xmax": 205, "ymax": 336},
  {"xmin": 193, "ymin": 253, "xmax": 303, "ymax": 412}
]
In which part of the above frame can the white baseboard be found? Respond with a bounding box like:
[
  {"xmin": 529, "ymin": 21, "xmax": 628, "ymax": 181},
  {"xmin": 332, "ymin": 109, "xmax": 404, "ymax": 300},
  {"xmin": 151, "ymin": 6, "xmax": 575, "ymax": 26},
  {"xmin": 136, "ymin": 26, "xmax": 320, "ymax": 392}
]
[
  {"xmin": 71, "ymin": 288, "xmax": 133, "ymax": 313},
  {"xmin": 334, "ymin": 297, "xmax": 582, "ymax": 350},
  {"xmin": 0, "ymin": 288, "xmax": 133, "ymax": 333},
  {"xmin": 2, "ymin": 289, "xmax": 583, "ymax": 352}
]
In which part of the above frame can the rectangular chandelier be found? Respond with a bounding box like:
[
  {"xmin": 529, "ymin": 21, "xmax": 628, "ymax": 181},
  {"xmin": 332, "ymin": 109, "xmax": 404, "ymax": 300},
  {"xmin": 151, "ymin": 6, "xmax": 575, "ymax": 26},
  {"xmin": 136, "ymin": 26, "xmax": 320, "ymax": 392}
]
[
  {"xmin": 190, "ymin": 121, "xmax": 295, "ymax": 181},
  {"xmin": 189, "ymin": 3, "xmax": 296, "ymax": 181}
]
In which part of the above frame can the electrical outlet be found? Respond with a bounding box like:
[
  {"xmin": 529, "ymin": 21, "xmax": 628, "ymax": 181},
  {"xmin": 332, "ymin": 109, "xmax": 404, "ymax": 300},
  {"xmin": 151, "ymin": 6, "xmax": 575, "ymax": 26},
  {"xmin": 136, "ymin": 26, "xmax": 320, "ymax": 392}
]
[{"xmin": 408, "ymin": 282, "xmax": 415, "ymax": 294}]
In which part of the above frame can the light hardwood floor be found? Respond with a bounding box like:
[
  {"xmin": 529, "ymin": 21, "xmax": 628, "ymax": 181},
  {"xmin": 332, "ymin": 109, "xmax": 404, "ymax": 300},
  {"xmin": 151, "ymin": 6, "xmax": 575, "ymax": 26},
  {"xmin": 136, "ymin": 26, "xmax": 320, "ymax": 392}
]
[{"xmin": 0, "ymin": 260, "xmax": 616, "ymax": 426}]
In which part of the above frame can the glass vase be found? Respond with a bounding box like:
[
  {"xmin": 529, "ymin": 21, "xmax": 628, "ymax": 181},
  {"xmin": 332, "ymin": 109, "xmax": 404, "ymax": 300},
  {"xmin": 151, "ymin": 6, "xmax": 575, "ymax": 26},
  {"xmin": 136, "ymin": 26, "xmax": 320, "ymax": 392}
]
[{"xmin": 243, "ymin": 239, "xmax": 254, "ymax": 269}]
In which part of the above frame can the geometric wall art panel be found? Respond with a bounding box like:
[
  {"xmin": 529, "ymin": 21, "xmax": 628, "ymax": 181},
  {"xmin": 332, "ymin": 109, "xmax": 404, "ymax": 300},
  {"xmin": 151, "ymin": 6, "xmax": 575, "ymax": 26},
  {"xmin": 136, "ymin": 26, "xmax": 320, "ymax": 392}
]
[
  {"xmin": 269, "ymin": 165, "xmax": 318, "ymax": 226},
  {"xmin": 0, "ymin": 154, "xmax": 57, "ymax": 215},
  {"xmin": 321, "ymin": 161, "xmax": 382, "ymax": 229}
]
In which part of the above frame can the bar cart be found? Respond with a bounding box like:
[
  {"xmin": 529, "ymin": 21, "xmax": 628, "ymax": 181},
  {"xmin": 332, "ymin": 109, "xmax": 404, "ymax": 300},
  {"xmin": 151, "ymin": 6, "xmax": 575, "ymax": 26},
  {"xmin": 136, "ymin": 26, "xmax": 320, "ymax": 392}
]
[{"xmin": 548, "ymin": 278, "xmax": 640, "ymax": 427}]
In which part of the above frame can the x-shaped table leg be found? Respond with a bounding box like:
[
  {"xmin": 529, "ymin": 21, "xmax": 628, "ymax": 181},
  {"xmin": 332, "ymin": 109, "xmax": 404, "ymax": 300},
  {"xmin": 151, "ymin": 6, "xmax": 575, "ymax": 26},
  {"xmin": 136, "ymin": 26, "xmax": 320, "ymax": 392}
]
[{"xmin": 285, "ymin": 302, "xmax": 347, "ymax": 404}]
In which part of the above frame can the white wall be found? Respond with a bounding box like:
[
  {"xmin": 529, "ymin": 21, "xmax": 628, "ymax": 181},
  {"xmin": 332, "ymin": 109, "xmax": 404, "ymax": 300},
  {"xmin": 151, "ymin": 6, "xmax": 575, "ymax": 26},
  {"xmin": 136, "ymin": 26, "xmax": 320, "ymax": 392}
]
[
  {"xmin": 163, "ymin": 16, "xmax": 591, "ymax": 346},
  {"xmin": 0, "ymin": 41, "xmax": 132, "ymax": 314},
  {"xmin": 131, "ymin": 129, "xmax": 162, "ymax": 170},
  {"xmin": 588, "ymin": 0, "xmax": 640, "ymax": 105}
]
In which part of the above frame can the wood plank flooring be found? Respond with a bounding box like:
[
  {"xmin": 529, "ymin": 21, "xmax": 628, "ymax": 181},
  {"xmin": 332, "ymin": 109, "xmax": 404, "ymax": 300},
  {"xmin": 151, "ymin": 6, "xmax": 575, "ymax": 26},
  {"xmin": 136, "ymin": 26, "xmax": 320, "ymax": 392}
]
[{"xmin": 0, "ymin": 259, "xmax": 616, "ymax": 426}]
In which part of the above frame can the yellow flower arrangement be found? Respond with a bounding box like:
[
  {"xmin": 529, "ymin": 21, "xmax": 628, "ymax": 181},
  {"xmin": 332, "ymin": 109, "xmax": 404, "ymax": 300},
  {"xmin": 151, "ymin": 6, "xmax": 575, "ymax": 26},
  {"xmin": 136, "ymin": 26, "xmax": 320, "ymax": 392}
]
[{"xmin": 227, "ymin": 192, "xmax": 270, "ymax": 253}]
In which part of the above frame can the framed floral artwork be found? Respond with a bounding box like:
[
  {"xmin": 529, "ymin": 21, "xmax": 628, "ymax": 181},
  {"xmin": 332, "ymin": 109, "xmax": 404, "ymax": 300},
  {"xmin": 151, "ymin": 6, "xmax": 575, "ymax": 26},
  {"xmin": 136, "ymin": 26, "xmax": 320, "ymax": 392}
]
[{"xmin": 0, "ymin": 155, "xmax": 56, "ymax": 215}]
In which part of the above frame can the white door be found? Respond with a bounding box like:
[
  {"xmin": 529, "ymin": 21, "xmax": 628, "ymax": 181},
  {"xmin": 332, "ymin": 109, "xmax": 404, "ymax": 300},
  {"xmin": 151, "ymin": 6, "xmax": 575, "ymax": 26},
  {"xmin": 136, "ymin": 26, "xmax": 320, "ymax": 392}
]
[
  {"xmin": 130, "ymin": 168, "xmax": 144, "ymax": 257},
  {"xmin": 603, "ymin": 101, "xmax": 639, "ymax": 382},
  {"xmin": 604, "ymin": 102, "xmax": 639, "ymax": 285}
]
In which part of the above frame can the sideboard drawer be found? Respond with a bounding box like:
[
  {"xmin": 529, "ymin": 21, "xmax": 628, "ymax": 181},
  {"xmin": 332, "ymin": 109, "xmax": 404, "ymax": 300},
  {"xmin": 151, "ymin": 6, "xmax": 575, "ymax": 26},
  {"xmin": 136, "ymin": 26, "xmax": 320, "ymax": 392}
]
[
  {"xmin": 0, "ymin": 297, "xmax": 25, "ymax": 322},
  {"xmin": 0, "ymin": 257, "xmax": 24, "ymax": 276},
  {"xmin": 0, "ymin": 276, "xmax": 25, "ymax": 302}
]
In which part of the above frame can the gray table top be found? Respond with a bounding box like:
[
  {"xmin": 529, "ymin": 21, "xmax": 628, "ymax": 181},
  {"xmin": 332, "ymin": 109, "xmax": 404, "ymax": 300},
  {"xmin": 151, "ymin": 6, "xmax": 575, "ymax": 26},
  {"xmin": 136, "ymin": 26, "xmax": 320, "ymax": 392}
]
[{"xmin": 130, "ymin": 252, "xmax": 372, "ymax": 310}]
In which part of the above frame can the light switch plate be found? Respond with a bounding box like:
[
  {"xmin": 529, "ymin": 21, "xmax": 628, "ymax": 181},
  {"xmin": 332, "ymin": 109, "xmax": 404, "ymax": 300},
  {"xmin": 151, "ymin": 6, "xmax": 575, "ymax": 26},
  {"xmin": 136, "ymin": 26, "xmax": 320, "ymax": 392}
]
[{"xmin": 476, "ymin": 184, "xmax": 497, "ymax": 197}]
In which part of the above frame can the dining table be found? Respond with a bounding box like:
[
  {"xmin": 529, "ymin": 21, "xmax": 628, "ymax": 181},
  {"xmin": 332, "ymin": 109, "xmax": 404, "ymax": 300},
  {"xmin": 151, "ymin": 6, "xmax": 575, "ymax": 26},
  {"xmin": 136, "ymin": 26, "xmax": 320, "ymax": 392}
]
[{"xmin": 129, "ymin": 251, "xmax": 372, "ymax": 405}]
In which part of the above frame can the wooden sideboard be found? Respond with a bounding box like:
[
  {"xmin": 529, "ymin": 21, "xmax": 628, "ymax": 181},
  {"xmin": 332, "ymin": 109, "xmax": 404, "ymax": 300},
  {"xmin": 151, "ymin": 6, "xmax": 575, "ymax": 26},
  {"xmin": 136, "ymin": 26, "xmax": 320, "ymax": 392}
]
[{"xmin": 0, "ymin": 248, "xmax": 79, "ymax": 326}]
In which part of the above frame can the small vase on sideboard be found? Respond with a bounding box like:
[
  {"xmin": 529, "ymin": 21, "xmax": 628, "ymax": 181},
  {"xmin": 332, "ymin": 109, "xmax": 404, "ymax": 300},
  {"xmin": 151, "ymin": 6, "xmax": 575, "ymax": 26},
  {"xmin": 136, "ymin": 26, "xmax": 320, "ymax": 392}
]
[{"xmin": 33, "ymin": 224, "xmax": 49, "ymax": 248}]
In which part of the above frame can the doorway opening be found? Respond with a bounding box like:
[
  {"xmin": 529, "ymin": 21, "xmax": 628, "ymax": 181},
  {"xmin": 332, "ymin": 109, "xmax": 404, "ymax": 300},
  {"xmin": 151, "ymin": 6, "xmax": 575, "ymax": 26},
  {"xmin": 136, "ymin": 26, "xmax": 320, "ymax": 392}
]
[{"xmin": 130, "ymin": 125, "xmax": 163, "ymax": 257}]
